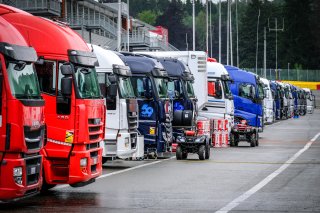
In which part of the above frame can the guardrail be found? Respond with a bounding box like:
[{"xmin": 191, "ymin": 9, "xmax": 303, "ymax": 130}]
[{"xmin": 245, "ymin": 68, "xmax": 320, "ymax": 82}]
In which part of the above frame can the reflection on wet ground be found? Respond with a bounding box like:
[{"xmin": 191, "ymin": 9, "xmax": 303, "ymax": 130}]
[{"xmin": 0, "ymin": 191, "xmax": 100, "ymax": 212}]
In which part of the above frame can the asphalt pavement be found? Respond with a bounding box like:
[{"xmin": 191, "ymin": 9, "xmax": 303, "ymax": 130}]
[{"xmin": 1, "ymin": 110, "xmax": 320, "ymax": 212}]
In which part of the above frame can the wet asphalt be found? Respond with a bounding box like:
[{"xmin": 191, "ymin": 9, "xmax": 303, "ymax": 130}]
[{"xmin": 1, "ymin": 110, "xmax": 320, "ymax": 212}]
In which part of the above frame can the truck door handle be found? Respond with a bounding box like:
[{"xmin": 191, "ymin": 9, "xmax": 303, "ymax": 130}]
[{"xmin": 239, "ymin": 107, "xmax": 244, "ymax": 110}]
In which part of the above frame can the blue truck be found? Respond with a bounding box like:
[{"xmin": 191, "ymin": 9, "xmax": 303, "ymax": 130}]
[
  {"xmin": 224, "ymin": 65, "xmax": 264, "ymax": 147},
  {"xmin": 120, "ymin": 54, "xmax": 173, "ymax": 158}
]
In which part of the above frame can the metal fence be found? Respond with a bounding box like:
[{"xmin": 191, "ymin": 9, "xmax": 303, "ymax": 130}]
[
  {"xmin": 5, "ymin": 0, "xmax": 61, "ymax": 15},
  {"xmin": 245, "ymin": 68, "xmax": 320, "ymax": 82}
]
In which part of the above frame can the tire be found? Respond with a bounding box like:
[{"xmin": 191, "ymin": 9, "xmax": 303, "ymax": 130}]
[
  {"xmin": 176, "ymin": 146, "xmax": 183, "ymax": 160},
  {"xmin": 250, "ymin": 133, "xmax": 256, "ymax": 147},
  {"xmin": 102, "ymin": 157, "xmax": 108, "ymax": 165},
  {"xmin": 230, "ymin": 133, "xmax": 235, "ymax": 147},
  {"xmin": 198, "ymin": 145, "xmax": 205, "ymax": 160},
  {"xmin": 256, "ymin": 132, "xmax": 259, "ymax": 146},
  {"xmin": 205, "ymin": 144, "xmax": 210, "ymax": 159},
  {"xmin": 182, "ymin": 152, "xmax": 188, "ymax": 160},
  {"xmin": 41, "ymin": 175, "xmax": 56, "ymax": 192}
]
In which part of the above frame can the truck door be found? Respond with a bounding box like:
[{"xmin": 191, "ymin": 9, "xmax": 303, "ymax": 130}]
[{"xmin": 130, "ymin": 76, "xmax": 157, "ymax": 146}]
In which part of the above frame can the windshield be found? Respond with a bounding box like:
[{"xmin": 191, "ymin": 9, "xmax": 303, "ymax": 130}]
[
  {"xmin": 167, "ymin": 79, "xmax": 183, "ymax": 99},
  {"xmin": 74, "ymin": 66, "xmax": 101, "ymax": 99},
  {"xmin": 119, "ymin": 76, "xmax": 135, "ymax": 99},
  {"xmin": 185, "ymin": 81, "xmax": 195, "ymax": 98},
  {"xmin": 7, "ymin": 62, "xmax": 41, "ymax": 99},
  {"xmin": 258, "ymin": 83, "xmax": 264, "ymax": 99},
  {"xmin": 154, "ymin": 78, "xmax": 168, "ymax": 99},
  {"xmin": 222, "ymin": 80, "xmax": 232, "ymax": 97}
]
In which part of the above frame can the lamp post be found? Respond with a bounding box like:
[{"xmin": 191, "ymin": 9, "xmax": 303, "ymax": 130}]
[
  {"xmin": 256, "ymin": 9, "xmax": 260, "ymax": 73},
  {"xmin": 268, "ymin": 18, "xmax": 284, "ymax": 80},
  {"xmin": 192, "ymin": 0, "xmax": 195, "ymax": 51},
  {"xmin": 117, "ymin": 0, "xmax": 122, "ymax": 51}
]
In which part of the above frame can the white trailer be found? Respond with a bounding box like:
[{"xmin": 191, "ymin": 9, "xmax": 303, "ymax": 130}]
[
  {"xmin": 90, "ymin": 44, "xmax": 144, "ymax": 162},
  {"xmin": 135, "ymin": 51, "xmax": 234, "ymax": 134}
]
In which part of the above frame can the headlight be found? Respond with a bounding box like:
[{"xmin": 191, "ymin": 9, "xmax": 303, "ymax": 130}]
[
  {"xmin": 13, "ymin": 167, "xmax": 22, "ymax": 177},
  {"xmin": 125, "ymin": 137, "xmax": 129, "ymax": 148},
  {"xmin": 13, "ymin": 167, "xmax": 23, "ymax": 185},
  {"xmin": 80, "ymin": 158, "xmax": 88, "ymax": 167},
  {"xmin": 195, "ymin": 137, "xmax": 202, "ymax": 143}
]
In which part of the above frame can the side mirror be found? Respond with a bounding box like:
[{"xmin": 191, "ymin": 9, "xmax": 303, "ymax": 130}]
[
  {"xmin": 61, "ymin": 77, "xmax": 72, "ymax": 96},
  {"xmin": 227, "ymin": 94, "xmax": 233, "ymax": 100},
  {"xmin": 61, "ymin": 64, "xmax": 73, "ymax": 75},
  {"xmin": 107, "ymin": 84, "xmax": 118, "ymax": 97}
]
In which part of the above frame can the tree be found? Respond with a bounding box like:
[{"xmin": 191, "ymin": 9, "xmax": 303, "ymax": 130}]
[
  {"xmin": 156, "ymin": 0, "xmax": 191, "ymax": 50},
  {"xmin": 137, "ymin": 10, "xmax": 158, "ymax": 25}
]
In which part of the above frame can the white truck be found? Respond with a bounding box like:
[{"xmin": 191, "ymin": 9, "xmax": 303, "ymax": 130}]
[
  {"xmin": 260, "ymin": 77, "xmax": 275, "ymax": 124},
  {"xmin": 90, "ymin": 44, "xmax": 144, "ymax": 162},
  {"xmin": 303, "ymin": 88, "xmax": 314, "ymax": 114},
  {"xmin": 202, "ymin": 60, "xmax": 234, "ymax": 133}
]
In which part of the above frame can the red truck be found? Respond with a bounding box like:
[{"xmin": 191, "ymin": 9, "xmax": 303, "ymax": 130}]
[
  {"xmin": 1, "ymin": 5, "xmax": 104, "ymax": 189},
  {"xmin": 0, "ymin": 13, "xmax": 44, "ymax": 200}
]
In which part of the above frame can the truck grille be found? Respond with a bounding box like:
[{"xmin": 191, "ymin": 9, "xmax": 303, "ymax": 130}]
[
  {"xmin": 24, "ymin": 126, "xmax": 43, "ymax": 151},
  {"xmin": 130, "ymin": 133, "xmax": 137, "ymax": 149},
  {"xmin": 128, "ymin": 111, "xmax": 138, "ymax": 132},
  {"xmin": 90, "ymin": 151, "xmax": 98, "ymax": 173},
  {"xmin": 25, "ymin": 155, "xmax": 42, "ymax": 186},
  {"xmin": 88, "ymin": 118, "xmax": 103, "ymax": 143}
]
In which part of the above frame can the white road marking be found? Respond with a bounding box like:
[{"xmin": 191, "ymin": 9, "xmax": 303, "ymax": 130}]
[
  {"xmin": 215, "ymin": 131, "xmax": 320, "ymax": 213},
  {"xmin": 55, "ymin": 156, "xmax": 175, "ymax": 190}
]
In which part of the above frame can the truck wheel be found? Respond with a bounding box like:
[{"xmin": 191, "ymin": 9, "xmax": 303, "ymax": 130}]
[
  {"xmin": 230, "ymin": 134, "xmax": 235, "ymax": 147},
  {"xmin": 102, "ymin": 157, "xmax": 108, "ymax": 165},
  {"xmin": 182, "ymin": 152, "xmax": 188, "ymax": 160},
  {"xmin": 205, "ymin": 144, "xmax": 210, "ymax": 159},
  {"xmin": 41, "ymin": 175, "xmax": 56, "ymax": 192},
  {"xmin": 256, "ymin": 132, "xmax": 259, "ymax": 146},
  {"xmin": 198, "ymin": 145, "xmax": 205, "ymax": 160},
  {"xmin": 176, "ymin": 146, "xmax": 183, "ymax": 160},
  {"xmin": 250, "ymin": 133, "xmax": 256, "ymax": 147}
]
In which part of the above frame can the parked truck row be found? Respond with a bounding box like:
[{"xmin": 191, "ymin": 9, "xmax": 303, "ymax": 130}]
[{"xmin": 0, "ymin": 4, "xmax": 315, "ymax": 202}]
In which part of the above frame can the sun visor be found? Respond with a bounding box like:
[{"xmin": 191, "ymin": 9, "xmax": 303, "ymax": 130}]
[
  {"xmin": 0, "ymin": 42, "xmax": 37, "ymax": 62},
  {"xmin": 68, "ymin": 49, "xmax": 99, "ymax": 67}
]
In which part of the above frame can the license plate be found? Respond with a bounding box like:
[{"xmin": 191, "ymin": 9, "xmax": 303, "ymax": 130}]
[
  {"xmin": 30, "ymin": 167, "xmax": 36, "ymax": 175},
  {"xmin": 92, "ymin": 157, "xmax": 98, "ymax": 165}
]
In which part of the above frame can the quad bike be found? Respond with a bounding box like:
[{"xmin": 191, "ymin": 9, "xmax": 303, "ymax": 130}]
[
  {"xmin": 230, "ymin": 120, "xmax": 259, "ymax": 147},
  {"xmin": 175, "ymin": 130, "xmax": 210, "ymax": 160}
]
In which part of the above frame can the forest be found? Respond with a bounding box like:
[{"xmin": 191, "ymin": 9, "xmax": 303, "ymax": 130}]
[{"xmin": 128, "ymin": 0, "xmax": 320, "ymax": 70}]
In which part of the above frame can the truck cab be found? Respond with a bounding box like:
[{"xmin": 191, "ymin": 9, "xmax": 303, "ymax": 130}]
[
  {"xmin": 277, "ymin": 82, "xmax": 288, "ymax": 119},
  {"xmin": 284, "ymin": 83, "xmax": 294, "ymax": 118},
  {"xmin": 0, "ymin": 12, "xmax": 44, "ymax": 200},
  {"xmin": 303, "ymin": 88, "xmax": 314, "ymax": 114},
  {"xmin": 202, "ymin": 60, "xmax": 234, "ymax": 134},
  {"xmin": 260, "ymin": 78, "xmax": 275, "ymax": 124},
  {"xmin": 90, "ymin": 45, "xmax": 144, "ymax": 162},
  {"xmin": 225, "ymin": 66, "xmax": 264, "ymax": 131},
  {"xmin": 270, "ymin": 81, "xmax": 282, "ymax": 120},
  {"xmin": 121, "ymin": 54, "xmax": 172, "ymax": 158},
  {"xmin": 3, "ymin": 6, "xmax": 104, "ymax": 188}
]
